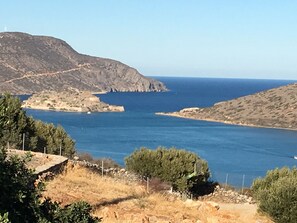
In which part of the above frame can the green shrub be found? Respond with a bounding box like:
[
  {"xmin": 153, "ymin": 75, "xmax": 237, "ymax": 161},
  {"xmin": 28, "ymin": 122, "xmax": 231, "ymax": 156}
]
[
  {"xmin": 53, "ymin": 201, "xmax": 100, "ymax": 223},
  {"xmin": 0, "ymin": 94, "xmax": 37, "ymax": 149},
  {"xmin": 0, "ymin": 147, "xmax": 41, "ymax": 222},
  {"xmin": 125, "ymin": 147, "xmax": 210, "ymax": 192},
  {"xmin": 34, "ymin": 120, "xmax": 75, "ymax": 157},
  {"xmin": 252, "ymin": 167, "xmax": 297, "ymax": 223}
]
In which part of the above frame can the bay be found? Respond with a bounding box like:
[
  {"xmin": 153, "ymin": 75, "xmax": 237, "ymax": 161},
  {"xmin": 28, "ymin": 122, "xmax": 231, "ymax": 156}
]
[{"xmin": 25, "ymin": 77, "xmax": 297, "ymax": 187}]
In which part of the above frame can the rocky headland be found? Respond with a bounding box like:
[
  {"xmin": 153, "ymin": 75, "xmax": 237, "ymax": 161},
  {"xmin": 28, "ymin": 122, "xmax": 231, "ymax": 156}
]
[
  {"xmin": 0, "ymin": 32, "xmax": 167, "ymax": 94},
  {"xmin": 158, "ymin": 82, "xmax": 297, "ymax": 130},
  {"xmin": 22, "ymin": 90, "xmax": 124, "ymax": 112}
]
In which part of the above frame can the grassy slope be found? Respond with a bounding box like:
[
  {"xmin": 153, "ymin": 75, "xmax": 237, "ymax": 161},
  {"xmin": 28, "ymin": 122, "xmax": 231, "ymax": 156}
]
[{"xmin": 43, "ymin": 163, "xmax": 273, "ymax": 223}]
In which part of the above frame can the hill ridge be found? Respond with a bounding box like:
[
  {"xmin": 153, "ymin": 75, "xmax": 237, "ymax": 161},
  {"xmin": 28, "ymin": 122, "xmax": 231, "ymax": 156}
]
[
  {"xmin": 0, "ymin": 32, "xmax": 167, "ymax": 94},
  {"xmin": 158, "ymin": 82, "xmax": 297, "ymax": 130}
]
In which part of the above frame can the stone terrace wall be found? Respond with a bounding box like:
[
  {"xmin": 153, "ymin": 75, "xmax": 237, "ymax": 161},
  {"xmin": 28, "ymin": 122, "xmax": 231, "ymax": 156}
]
[{"xmin": 7, "ymin": 149, "xmax": 68, "ymax": 176}]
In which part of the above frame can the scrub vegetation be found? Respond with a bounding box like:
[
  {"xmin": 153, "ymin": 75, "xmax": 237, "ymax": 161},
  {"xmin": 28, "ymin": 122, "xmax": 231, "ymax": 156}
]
[
  {"xmin": 0, "ymin": 94, "xmax": 75, "ymax": 157},
  {"xmin": 252, "ymin": 167, "xmax": 297, "ymax": 223},
  {"xmin": 125, "ymin": 147, "xmax": 210, "ymax": 193}
]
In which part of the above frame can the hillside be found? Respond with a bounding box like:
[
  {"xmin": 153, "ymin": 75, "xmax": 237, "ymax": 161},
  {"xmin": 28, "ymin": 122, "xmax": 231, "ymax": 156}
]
[
  {"xmin": 0, "ymin": 32, "xmax": 167, "ymax": 94},
  {"xmin": 22, "ymin": 90, "xmax": 124, "ymax": 112},
  {"xmin": 158, "ymin": 82, "xmax": 297, "ymax": 130},
  {"xmin": 43, "ymin": 163, "xmax": 272, "ymax": 223}
]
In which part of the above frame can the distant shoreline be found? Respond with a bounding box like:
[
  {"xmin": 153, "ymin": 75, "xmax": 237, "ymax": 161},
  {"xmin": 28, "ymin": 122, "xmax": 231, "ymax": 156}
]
[
  {"xmin": 156, "ymin": 112, "xmax": 297, "ymax": 132},
  {"xmin": 22, "ymin": 91, "xmax": 124, "ymax": 113}
]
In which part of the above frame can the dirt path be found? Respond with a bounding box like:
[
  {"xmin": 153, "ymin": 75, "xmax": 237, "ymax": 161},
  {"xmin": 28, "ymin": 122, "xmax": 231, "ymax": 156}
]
[
  {"xmin": 219, "ymin": 202, "xmax": 273, "ymax": 223},
  {"xmin": 4, "ymin": 63, "xmax": 93, "ymax": 84}
]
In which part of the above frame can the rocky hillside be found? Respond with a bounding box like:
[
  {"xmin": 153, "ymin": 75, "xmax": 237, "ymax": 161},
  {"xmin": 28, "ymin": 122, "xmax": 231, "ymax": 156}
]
[
  {"xmin": 158, "ymin": 82, "xmax": 297, "ymax": 130},
  {"xmin": 22, "ymin": 90, "xmax": 124, "ymax": 112},
  {"xmin": 0, "ymin": 32, "xmax": 167, "ymax": 94}
]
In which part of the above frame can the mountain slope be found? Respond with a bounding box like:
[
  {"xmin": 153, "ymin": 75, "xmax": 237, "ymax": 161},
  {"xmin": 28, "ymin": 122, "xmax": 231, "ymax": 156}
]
[
  {"xmin": 0, "ymin": 32, "xmax": 167, "ymax": 94},
  {"xmin": 158, "ymin": 82, "xmax": 297, "ymax": 130}
]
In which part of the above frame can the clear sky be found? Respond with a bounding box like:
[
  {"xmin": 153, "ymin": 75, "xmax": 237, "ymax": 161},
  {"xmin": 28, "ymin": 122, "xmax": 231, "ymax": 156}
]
[{"xmin": 1, "ymin": 0, "xmax": 297, "ymax": 80}]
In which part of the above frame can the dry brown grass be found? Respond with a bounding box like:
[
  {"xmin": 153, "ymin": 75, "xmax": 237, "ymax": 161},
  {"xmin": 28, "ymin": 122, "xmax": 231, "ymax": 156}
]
[
  {"xmin": 43, "ymin": 163, "xmax": 145, "ymax": 206},
  {"xmin": 43, "ymin": 163, "xmax": 273, "ymax": 223}
]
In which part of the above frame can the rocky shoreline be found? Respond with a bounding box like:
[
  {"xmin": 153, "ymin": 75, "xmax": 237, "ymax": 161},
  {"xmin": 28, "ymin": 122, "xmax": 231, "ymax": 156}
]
[
  {"xmin": 22, "ymin": 90, "xmax": 124, "ymax": 113},
  {"xmin": 156, "ymin": 111, "xmax": 297, "ymax": 131}
]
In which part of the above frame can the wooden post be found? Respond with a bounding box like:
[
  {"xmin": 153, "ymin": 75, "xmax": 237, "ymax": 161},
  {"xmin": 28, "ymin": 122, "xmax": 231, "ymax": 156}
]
[
  {"xmin": 241, "ymin": 174, "xmax": 245, "ymax": 193},
  {"xmin": 22, "ymin": 133, "xmax": 25, "ymax": 151},
  {"xmin": 225, "ymin": 173, "xmax": 229, "ymax": 187},
  {"xmin": 101, "ymin": 160, "xmax": 104, "ymax": 177},
  {"xmin": 44, "ymin": 147, "xmax": 46, "ymax": 154},
  {"xmin": 59, "ymin": 144, "xmax": 62, "ymax": 156},
  {"xmin": 7, "ymin": 142, "xmax": 10, "ymax": 150},
  {"xmin": 146, "ymin": 177, "xmax": 149, "ymax": 193}
]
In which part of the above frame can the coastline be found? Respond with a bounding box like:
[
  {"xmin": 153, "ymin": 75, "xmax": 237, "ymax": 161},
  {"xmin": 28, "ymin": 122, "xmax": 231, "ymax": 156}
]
[
  {"xmin": 156, "ymin": 112, "xmax": 297, "ymax": 132},
  {"xmin": 21, "ymin": 91, "xmax": 125, "ymax": 113},
  {"xmin": 22, "ymin": 104, "xmax": 124, "ymax": 113},
  {"xmin": 22, "ymin": 105, "xmax": 93, "ymax": 113}
]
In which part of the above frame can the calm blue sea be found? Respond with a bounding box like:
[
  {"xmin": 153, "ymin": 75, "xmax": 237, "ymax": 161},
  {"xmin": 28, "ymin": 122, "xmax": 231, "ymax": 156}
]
[{"xmin": 25, "ymin": 77, "xmax": 297, "ymax": 187}]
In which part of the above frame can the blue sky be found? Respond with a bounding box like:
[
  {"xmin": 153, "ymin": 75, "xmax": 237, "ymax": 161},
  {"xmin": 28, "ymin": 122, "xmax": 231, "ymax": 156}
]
[{"xmin": 1, "ymin": 0, "xmax": 297, "ymax": 80}]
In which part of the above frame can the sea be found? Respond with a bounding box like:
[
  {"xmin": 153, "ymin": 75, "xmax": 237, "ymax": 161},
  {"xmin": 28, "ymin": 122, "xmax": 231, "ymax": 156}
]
[{"xmin": 24, "ymin": 77, "xmax": 297, "ymax": 187}]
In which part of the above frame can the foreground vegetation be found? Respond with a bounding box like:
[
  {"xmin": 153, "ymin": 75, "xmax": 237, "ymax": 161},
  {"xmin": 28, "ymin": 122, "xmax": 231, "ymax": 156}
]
[
  {"xmin": 0, "ymin": 94, "xmax": 75, "ymax": 156},
  {"xmin": 125, "ymin": 147, "xmax": 210, "ymax": 193},
  {"xmin": 0, "ymin": 147, "xmax": 99, "ymax": 223},
  {"xmin": 252, "ymin": 167, "xmax": 297, "ymax": 223}
]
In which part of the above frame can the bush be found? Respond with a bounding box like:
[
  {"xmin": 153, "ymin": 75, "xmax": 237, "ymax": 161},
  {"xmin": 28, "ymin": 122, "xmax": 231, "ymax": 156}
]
[
  {"xmin": 0, "ymin": 147, "xmax": 41, "ymax": 222},
  {"xmin": 53, "ymin": 201, "xmax": 100, "ymax": 223},
  {"xmin": 34, "ymin": 120, "xmax": 75, "ymax": 157},
  {"xmin": 252, "ymin": 167, "xmax": 297, "ymax": 223},
  {"xmin": 77, "ymin": 152, "xmax": 121, "ymax": 168},
  {"xmin": 125, "ymin": 147, "xmax": 210, "ymax": 192},
  {"xmin": 0, "ymin": 94, "xmax": 37, "ymax": 149}
]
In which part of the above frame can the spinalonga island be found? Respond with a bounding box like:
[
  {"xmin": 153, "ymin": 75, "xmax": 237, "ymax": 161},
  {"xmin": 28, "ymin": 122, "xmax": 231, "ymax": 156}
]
[{"xmin": 22, "ymin": 90, "xmax": 124, "ymax": 113}]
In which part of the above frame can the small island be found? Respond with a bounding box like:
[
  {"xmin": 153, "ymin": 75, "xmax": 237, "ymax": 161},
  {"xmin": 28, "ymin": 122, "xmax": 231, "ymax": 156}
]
[{"xmin": 22, "ymin": 90, "xmax": 124, "ymax": 113}]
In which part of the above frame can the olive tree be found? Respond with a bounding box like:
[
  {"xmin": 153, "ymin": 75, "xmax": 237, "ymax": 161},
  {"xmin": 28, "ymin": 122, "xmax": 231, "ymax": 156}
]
[
  {"xmin": 252, "ymin": 167, "xmax": 297, "ymax": 223},
  {"xmin": 125, "ymin": 147, "xmax": 210, "ymax": 192}
]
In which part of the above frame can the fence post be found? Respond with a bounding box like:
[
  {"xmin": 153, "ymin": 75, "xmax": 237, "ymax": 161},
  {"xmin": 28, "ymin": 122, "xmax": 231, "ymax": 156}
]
[
  {"xmin": 44, "ymin": 147, "xmax": 46, "ymax": 154},
  {"xmin": 101, "ymin": 160, "xmax": 104, "ymax": 177},
  {"xmin": 225, "ymin": 173, "xmax": 229, "ymax": 187},
  {"xmin": 22, "ymin": 133, "xmax": 25, "ymax": 151},
  {"xmin": 59, "ymin": 144, "xmax": 62, "ymax": 156},
  {"xmin": 241, "ymin": 174, "xmax": 245, "ymax": 193},
  {"xmin": 146, "ymin": 177, "xmax": 149, "ymax": 193}
]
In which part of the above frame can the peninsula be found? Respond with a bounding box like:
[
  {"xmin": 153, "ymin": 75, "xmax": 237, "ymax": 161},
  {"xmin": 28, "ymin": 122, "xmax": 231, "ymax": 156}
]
[
  {"xmin": 0, "ymin": 32, "xmax": 167, "ymax": 94},
  {"xmin": 157, "ymin": 82, "xmax": 297, "ymax": 130},
  {"xmin": 22, "ymin": 90, "xmax": 124, "ymax": 113}
]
